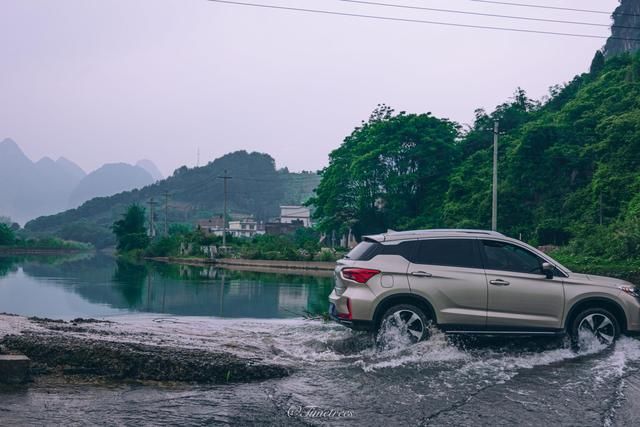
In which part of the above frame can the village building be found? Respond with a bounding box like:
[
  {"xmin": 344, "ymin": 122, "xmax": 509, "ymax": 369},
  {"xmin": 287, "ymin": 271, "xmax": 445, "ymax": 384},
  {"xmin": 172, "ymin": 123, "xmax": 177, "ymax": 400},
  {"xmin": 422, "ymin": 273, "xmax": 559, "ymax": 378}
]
[
  {"xmin": 195, "ymin": 215, "xmax": 225, "ymax": 236},
  {"xmin": 279, "ymin": 205, "xmax": 311, "ymax": 227},
  {"xmin": 228, "ymin": 218, "xmax": 264, "ymax": 238}
]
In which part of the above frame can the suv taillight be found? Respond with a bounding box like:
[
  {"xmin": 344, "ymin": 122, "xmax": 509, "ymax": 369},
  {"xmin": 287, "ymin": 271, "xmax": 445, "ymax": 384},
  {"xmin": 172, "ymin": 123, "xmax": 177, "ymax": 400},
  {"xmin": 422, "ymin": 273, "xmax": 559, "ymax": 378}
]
[{"xmin": 341, "ymin": 268, "xmax": 380, "ymax": 284}]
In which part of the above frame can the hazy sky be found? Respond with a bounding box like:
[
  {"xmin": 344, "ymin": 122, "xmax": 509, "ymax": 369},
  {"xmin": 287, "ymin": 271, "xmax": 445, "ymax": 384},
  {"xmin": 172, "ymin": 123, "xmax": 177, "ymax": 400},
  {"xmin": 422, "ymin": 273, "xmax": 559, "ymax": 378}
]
[{"xmin": 0, "ymin": 0, "xmax": 619, "ymax": 176}]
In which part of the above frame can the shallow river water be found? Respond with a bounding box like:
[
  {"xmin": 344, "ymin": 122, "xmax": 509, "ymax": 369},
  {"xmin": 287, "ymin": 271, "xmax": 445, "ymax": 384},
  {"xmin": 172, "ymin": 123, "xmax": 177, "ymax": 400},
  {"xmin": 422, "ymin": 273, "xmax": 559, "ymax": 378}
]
[{"xmin": 1, "ymin": 255, "xmax": 640, "ymax": 426}]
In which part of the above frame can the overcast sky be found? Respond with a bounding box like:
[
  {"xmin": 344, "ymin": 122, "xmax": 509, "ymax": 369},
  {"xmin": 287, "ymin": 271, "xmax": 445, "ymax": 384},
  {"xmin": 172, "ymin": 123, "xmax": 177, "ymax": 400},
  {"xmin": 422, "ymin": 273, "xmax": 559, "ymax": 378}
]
[{"xmin": 0, "ymin": 0, "xmax": 620, "ymax": 176}]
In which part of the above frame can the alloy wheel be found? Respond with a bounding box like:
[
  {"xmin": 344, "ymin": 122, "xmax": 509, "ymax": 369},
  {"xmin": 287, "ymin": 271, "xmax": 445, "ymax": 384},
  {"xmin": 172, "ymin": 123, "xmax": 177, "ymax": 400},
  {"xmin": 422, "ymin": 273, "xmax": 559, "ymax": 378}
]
[
  {"xmin": 578, "ymin": 313, "xmax": 615, "ymax": 345},
  {"xmin": 386, "ymin": 309, "xmax": 425, "ymax": 342}
]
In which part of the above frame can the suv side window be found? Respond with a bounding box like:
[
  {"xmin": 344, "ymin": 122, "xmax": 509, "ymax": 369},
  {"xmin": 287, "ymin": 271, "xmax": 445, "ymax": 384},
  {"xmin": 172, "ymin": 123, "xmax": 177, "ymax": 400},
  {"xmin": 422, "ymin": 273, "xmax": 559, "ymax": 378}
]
[
  {"xmin": 481, "ymin": 240, "xmax": 543, "ymax": 274},
  {"xmin": 412, "ymin": 238, "xmax": 482, "ymax": 269}
]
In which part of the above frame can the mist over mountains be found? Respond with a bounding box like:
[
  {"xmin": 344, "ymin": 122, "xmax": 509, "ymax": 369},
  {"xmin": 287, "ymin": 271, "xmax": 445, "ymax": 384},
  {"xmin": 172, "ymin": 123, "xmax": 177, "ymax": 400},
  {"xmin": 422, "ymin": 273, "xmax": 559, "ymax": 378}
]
[{"xmin": 0, "ymin": 138, "xmax": 161, "ymax": 224}]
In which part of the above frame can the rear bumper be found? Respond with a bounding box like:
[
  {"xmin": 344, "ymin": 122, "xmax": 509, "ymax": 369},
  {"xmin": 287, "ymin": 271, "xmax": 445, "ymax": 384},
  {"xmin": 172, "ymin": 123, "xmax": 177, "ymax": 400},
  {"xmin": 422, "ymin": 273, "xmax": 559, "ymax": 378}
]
[
  {"xmin": 328, "ymin": 308, "xmax": 374, "ymax": 331},
  {"xmin": 328, "ymin": 290, "xmax": 375, "ymax": 331}
]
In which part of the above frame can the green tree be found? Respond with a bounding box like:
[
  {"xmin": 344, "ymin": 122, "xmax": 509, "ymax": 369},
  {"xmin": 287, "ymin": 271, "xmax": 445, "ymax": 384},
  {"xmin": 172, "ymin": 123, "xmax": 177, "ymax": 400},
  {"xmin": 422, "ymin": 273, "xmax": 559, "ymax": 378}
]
[
  {"xmin": 0, "ymin": 223, "xmax": 16, "ymax": 245},
  {"xmin": 112, "ymin": 204, "xmax": 149, "ymax": 252},
  {"xmin": 310, "ymin": 105, "xmax": 460, "ymax": 237},
  {"xmin": 590, "ymin": 50, "xmax": 605, "ymax": 75}
]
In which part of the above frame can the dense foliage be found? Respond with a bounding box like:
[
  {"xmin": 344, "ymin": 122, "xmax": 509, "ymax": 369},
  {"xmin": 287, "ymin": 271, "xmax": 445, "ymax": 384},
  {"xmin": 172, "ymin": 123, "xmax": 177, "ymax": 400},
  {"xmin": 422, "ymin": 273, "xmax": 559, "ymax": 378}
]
[
  {"xmin": 0, "ymin": 223, "xmax": 15, "ymax": 245},
  {"xmin": 309, "ymin": 105, "xmax": 460, "ymax": 236},
  {"xmin": 143, "ymin": 226, "xmax": 339, "ymax": 262},
  {"xmin": 112, "ymin": 204, "xmax": 150, "ymax": 252},
  {"xmin": 311, "ymin": 53, "xmax": 640, "ymax": 261}
]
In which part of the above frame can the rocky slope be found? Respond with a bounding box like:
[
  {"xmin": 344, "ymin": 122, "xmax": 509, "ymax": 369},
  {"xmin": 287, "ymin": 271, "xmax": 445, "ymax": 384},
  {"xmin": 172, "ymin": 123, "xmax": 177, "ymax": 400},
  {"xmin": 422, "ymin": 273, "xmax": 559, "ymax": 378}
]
[{"xmin": 604, "ymin": 0, "xmax": 640, "ymax": 57}]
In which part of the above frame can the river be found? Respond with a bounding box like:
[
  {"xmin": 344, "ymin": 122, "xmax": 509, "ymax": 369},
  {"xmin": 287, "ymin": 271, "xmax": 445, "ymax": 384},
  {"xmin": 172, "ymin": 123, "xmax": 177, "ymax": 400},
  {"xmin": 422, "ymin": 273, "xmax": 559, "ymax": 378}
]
[{"xmin": 1, "ymin": 254, "xmax": 640, "ymax": 426}]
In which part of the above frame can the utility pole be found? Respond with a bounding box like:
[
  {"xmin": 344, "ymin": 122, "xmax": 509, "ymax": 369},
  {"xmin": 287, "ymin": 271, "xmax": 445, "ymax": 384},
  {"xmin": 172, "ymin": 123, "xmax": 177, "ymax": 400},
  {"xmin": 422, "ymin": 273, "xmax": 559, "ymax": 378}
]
[
  {"xmin": 217, "ymin": 170, "xmax": 232, "ymax": 249},
  {"xmin": 599, "ymin": 192, "xmax": 603, "ymax": 226},
  {"xmin": 147, "ymin": 198, "xmax": 158, "ymax": 238},
  {"xmin": 163, "ymin": 190, "xmax": 170, "ymax": 236},
  {"xmin": 492, "ymin": 121, "xmax": 499, "ymax": 231}
]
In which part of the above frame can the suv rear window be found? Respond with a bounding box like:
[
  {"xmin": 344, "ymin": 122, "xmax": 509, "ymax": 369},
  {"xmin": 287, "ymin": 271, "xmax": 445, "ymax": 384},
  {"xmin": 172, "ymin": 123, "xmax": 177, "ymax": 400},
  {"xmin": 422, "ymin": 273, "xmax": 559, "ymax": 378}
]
[
  {"xmin": 345, "ymin": 241, "xmax": 379, "ymax": 260},
  {"xmin": 345, "ymin": 240, "xmax": 418, "ymax": 261},
  {"xmin": 411, "ymin": 238, "xmax": 482, "ymax": 269}
]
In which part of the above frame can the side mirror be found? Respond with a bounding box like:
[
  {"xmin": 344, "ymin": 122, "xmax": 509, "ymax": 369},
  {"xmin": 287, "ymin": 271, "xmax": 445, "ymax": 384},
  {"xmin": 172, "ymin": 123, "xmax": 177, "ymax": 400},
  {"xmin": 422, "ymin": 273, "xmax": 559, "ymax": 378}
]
[{"xmin": 542, "ymin": 262, "xmax": 554, "ymax": 279}]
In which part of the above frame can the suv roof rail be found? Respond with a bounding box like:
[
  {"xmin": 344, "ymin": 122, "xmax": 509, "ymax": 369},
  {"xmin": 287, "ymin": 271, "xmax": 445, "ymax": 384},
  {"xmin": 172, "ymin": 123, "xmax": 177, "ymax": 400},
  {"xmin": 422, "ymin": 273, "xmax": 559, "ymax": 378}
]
[
  {"xmin": 390, "ymin": 228, "xmax": 503, "ymax": 236},
  {"xmin": 364, "ymin": 228, "xmax": 505, "ymax": 242}
]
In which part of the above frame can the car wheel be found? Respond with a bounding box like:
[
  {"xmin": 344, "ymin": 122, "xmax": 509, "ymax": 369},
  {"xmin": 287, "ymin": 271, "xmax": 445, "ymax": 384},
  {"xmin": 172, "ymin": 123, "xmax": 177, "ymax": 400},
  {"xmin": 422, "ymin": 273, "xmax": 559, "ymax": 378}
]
[
  {"xmin": 570, "ymin": 307, "xmax": 620, "ymax": 348},
  {"xmin": 377, "ymin": 304, "xmax": 431, "ymax": 344}
]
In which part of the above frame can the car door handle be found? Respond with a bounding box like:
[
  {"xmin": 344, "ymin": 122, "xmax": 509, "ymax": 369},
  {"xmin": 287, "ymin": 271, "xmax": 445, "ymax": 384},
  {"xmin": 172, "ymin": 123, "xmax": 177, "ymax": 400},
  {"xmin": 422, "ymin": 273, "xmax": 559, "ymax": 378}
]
[
  {"xmin": 489, "ymin": 279, "xmax": 510, "ymax": 286},
  {"xmin": 410, "ymin": 271, "xmax": 432, "ymax": 277}
]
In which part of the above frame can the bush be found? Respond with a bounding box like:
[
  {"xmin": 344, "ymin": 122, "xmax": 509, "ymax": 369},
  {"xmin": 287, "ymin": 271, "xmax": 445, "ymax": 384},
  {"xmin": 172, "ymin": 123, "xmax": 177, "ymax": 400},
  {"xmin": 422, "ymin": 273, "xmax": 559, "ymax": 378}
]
[
  {"xmin": 315, "ymin": 248, "xmax": 338, "ymax": 262},
  {"xmin": 562, "ymin": 217, "xmax": 640, "ymax": 262},
  {"xmin": 145, "ymin": 236, "xmax": 181, "ymax": 257},
  {"xmin": 59, "ymin": 221, "xmax": 114, "ymax": 248},
  {"xmin": 117, "ymin": 233, "xmax": 150, "ymax": 252}
]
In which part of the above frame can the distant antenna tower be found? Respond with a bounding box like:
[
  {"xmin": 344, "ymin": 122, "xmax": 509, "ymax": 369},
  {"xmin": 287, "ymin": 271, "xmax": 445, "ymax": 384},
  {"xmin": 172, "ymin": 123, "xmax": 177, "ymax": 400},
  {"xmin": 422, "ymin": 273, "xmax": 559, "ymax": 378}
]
[{"xmin": 197, "ymin": 147, "xmax": 200, "ymax": 167}]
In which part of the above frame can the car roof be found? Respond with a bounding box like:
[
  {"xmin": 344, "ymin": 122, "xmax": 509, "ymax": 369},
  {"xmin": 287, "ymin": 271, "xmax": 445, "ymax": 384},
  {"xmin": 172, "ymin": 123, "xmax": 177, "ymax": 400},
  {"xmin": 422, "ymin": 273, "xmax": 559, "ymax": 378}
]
[
  {"xmin": 363, "ymin": 229, "xmax": 505, "ymax": 243},
  {"xmin": 360, "ymin": 229, "xmax": 572, "ymax": 275}
]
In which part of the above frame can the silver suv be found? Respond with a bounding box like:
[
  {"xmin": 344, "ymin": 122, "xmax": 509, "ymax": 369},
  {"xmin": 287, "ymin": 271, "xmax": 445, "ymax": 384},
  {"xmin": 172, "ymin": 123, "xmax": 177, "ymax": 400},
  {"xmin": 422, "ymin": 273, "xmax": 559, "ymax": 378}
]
[{"xmin": 329, "ymin": 229, "xmax": 640, "ymax": 346}]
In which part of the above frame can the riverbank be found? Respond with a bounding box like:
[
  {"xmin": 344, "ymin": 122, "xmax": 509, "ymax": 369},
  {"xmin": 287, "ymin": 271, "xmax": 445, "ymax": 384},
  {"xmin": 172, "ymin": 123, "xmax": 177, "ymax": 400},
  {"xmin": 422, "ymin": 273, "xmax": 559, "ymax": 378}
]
[
  {"xmin": 146, "ymin": 256, "xmax": 335, "ymax": 276},
  {"xmin": 0, "ymin": 314, "xmax": 291, "ymax": 385},
  {"xmin": 0, "ymin": 247, "xmax": 91, "ymax": 256}
]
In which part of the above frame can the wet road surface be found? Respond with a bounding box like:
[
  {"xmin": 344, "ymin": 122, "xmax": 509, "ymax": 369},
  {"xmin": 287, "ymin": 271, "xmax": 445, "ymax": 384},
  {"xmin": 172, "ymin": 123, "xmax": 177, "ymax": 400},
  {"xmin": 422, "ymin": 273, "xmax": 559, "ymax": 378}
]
[{"xmin": 2, "ymin": 317, "xmax": 640, "ymax": 426}]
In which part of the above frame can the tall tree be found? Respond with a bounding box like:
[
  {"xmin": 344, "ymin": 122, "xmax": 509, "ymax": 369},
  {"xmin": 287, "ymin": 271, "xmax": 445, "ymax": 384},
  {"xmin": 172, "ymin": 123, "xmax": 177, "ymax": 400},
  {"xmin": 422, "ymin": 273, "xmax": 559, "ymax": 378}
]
[
  {"xmin": 310, "ymin": 105, "xmax": 460, "ymax": 237},
  {"xmin": 112, "ymin": 204, "xmax": 149, "ymax": 252}
]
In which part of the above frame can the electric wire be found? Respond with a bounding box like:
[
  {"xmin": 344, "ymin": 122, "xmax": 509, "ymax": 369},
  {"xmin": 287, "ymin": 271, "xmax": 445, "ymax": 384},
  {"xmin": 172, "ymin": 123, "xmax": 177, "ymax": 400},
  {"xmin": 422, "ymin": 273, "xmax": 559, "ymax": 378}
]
[
  {"xmin": 337, "ymin": 0, "xmax": 617, "ymax": 29},
  {"xmin": 467, "ymin": 0, "xmax": 639, "ymax": 17},
  {"xmin": 207, "ymin": 0, "xmax": 640, "ymax": 42}
]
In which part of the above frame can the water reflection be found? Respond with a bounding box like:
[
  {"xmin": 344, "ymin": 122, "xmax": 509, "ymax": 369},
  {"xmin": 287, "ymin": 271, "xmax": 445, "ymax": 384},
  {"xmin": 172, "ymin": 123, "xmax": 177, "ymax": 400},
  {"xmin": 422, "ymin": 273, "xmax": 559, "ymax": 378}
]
[
  {"xmin": 0, "ymin": 254, "xmax": 334, "ymax": 319},
  {"xmin": 113, "ymin": 259, "xmax": 148, "ymax": 307}
]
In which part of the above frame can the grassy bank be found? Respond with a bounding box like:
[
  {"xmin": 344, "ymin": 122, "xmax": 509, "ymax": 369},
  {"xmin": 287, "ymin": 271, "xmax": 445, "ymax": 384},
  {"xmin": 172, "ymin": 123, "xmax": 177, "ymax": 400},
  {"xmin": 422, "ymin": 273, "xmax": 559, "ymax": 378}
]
[
  {"xmin": 551, "ymin": 250, "xmax": 640, "ymax": 283},
  {"xmin": 0, "ymin": 239, "xmax": 92, "ymax": 255},
  {"xmin": 0, "ymin": 247, "xmax": 91, "ymax": 255}
]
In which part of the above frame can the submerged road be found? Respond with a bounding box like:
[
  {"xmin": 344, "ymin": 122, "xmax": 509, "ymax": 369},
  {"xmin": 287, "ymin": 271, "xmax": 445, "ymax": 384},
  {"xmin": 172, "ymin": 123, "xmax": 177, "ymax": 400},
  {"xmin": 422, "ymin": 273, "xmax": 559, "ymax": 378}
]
[{"xmin": 1, "ymin": 316, "xmax": 640, "ymax": 426}]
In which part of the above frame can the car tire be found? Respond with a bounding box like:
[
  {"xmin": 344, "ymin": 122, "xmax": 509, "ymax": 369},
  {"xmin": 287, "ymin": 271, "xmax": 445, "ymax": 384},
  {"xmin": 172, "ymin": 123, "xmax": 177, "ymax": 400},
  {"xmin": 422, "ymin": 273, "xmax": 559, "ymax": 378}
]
[
  {"xmin": 569, "ymin": 307, "xmax": 620, "ymax": 348},
  {"xmin": 377, "ymin": 303, "xmax": 431, "ymax": 344}
]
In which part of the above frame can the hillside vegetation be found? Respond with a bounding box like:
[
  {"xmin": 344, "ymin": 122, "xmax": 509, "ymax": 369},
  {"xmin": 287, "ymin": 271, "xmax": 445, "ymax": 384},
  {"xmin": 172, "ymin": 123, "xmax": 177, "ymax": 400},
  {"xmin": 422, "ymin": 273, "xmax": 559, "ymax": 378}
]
[
  {"xmin": 25, "ymin": 151, "xmax": 319, "ymax": 248},
  {"xmin": 311, "ymin": 53, "xmax": 640, "ymax": 262}
]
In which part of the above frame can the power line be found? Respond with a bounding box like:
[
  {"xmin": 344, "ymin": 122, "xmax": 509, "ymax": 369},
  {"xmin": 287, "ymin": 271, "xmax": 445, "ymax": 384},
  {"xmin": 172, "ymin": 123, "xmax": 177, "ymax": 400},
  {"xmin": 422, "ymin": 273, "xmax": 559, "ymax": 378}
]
[
  {"xmin": 337, "ymin": 0, "xmax": 616, "ymax": 29},
  {"xmin": 207, "ymin": 0, "xmax": 640, "ymax": 42},
  {"xmin": 217, "ymin": 169, "xmax": 232, "ymax": 249},
  {"xmin": 163, "ymin": 190, "xmax": 170, "ymax": 236},
  {"xmin": 147, "ymin": 198, "xmax": 159, "ymax": 238},
  {"xmin": 467, "ymin": 0, "xmax": 621, "ymax": 16},
  {"xmin": 468, "ymin": 0, "xmax": 640, "ymax": 19},
  {"xmin": 492, "ymin": 121, "xmax": 499, "ymax": 231}
]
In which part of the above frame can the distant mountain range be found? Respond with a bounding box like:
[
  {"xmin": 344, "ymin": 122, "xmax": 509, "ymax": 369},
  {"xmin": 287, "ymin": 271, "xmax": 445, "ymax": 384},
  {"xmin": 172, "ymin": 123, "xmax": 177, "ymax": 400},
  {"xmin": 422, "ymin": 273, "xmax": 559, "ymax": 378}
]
[
  {"xmin": 67, "ymin": 163, "xmax": 156, "ymax": 208},
  {"xmin": 0, "ymin": 138, "xmax": 163, "ymax": 224},
  {"xmin": 136, "ymin": 159, "xmax": 164, "ymax": 181}
]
